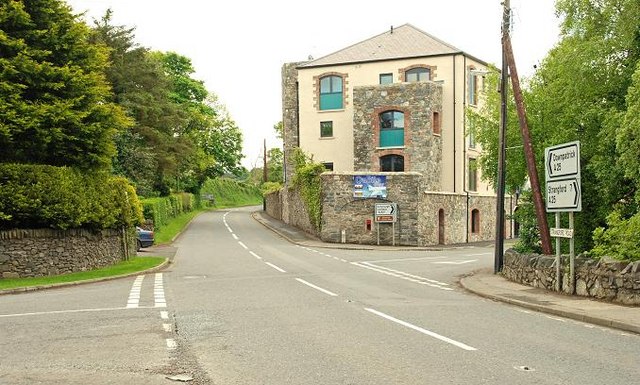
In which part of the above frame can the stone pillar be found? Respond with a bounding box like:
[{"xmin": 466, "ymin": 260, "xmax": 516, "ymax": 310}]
[{"xmin": 282, "ymin": 62, "xmax": 302, "ymax": 185}]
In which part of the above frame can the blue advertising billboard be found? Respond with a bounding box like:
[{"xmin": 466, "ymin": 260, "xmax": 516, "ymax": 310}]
[{"xmin": 353, "ymin": 175, "xmax": 387, "ymax": 198}]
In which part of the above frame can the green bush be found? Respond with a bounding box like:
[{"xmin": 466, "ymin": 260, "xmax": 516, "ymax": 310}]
[
  {"xmin": 141, "ymin": 192, "xmax": 199, "ymax": 231},
  {"xmin": 290, "ymin": 148, "xmax": 324, "ymax": 231},
  {"xmin": 0, "ymin": 164, "xmax": 142, "ymax": 230},
  {"xmin": 591, "ymin": 210, "xmax": 640, "ymax": 261}
]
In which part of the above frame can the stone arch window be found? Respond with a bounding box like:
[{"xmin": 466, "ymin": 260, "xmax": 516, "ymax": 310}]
[
  {"xmin": 471, "ymin": 209, "xmax": 480, "ymax": 234},
  {"xmin": 379, "ymin": 110, "xmax": 404, "ymax": 147},
  {"xmin": 380, "ymin": 154, "xmax": 404, "ymax": 172},
  {"xmin": 319, "ymin": 75, "xmax": 343, "ymax": 110},
  {"xmin": 405, "ymin": 67, "xmax": 431, "ymax": 82}
]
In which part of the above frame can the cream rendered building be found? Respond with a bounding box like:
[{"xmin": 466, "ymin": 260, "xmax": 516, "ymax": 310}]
[{"xmin": 278, "ymin": 24, "xmax": 512, "ymax": 246}]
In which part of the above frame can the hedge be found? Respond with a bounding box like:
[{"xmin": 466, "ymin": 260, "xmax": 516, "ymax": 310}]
[
  {"xmin": 0, "ymin": 164, "xmax": 143, "ymax": 230},
  {"xmin": 141, "ymin": 192, "xmax": 198, "ymax": 231}
]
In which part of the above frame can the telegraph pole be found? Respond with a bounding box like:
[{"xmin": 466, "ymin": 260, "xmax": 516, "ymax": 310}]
[{"xmin": 494, "ymin": 0, "xmax": 510, "ymax": 273}]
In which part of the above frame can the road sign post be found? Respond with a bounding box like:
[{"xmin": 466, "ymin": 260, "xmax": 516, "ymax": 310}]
[
  {"xmin": 374, "ymin": 203, "xmax": 397, "ymax": 246},
  {"xmin": 545, "ymin": 141, "xmax": 581, "ymax": 294}
]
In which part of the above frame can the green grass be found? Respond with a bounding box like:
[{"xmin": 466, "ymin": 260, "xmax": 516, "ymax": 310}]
[
  {"xmin": 0, "ymin": 257, "xmax": 165, "ymax": 291},
  {"xmin": 154, "ymin": 208, "xmax": 206, "ymax": 244}
]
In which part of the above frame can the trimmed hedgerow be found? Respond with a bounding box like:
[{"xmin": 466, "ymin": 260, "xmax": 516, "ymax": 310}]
[
  {"xmin": 141, "ymin": 192, "xmax": 199, "ymax": 231},
  {"xmin": 0, "ymin": 164, "xmax": 143, "ymax": 230}
]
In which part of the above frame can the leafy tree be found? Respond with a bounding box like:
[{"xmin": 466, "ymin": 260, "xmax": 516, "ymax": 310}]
[
  {"xmin": 473, "ymin": 0, "xmax": 640, "ymax": 254},
  {"xmin": 0, "ymin": 0, "xmax": 130, "ymax": 170}
]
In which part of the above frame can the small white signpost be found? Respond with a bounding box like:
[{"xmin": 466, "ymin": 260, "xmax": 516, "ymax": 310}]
[
  {"xmin": 374, "ymin": 203, "xmax": 397, "ymax": 246},
  {"xmin": 545, "ymin": 141, "xmax": 581, "ymax": 293}
]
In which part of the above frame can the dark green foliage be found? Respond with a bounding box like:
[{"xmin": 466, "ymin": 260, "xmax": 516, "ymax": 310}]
[
  {"xmin": 0, "ymin": 164, "xmax": 143, "ymax": 230},
  {"xmin": 141, "ymin": 193, "xmax": 199, "ymax": 231},
  {"xmin": 200, "ymin": 177, "xmax": 262, "ymax": 208},
  {"xmin": 591, "ymin": 209, "xmax": 640, "ymax": 261},
  {"xmin": 511, "ymin": 191, "xmax": 543, "ymax": 254},
  {"xmin": 0, "ymin": 0, "xmax": 130, "ymax": 170},
  {"xmin": 291, "ymin": 148, "xmax": 325, "ymax": 231}
]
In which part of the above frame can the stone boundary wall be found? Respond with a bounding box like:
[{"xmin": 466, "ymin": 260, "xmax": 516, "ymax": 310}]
[
  {"xmin": 281, "ymin": 187, "xmax": 318, "ymax": 238},
  {"xmin": 321, "ymin": 172, "xmax": 422, "ymax": 246},
  {"xmin": 264, "ymin": 190, "xmax": 282, "ymax": 220},
  {"xmin": 0, "ymin": 228, "xmax": 136, "ymax": 279},
  {"xmin": 503, "ymin": 249, "xmax": 640, "ymax": 306}
]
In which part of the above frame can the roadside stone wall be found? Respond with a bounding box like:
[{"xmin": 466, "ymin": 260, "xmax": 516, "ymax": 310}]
[
  {"xmin": 264, "ymin": 190, "xmax": 282, "ymax": 220},
  {"xmin": 281, "ymin": 186, "xmax": 318, "ymax": 238},
  {"xmin": 352, "ymin": 82, "xmax": 443, "ymax": 191},
  {"xmin": 321, "ymin": 172, "xmax": 422, "ymax": 246},
  {"xmin": 503, "ymin": 249, "xmax": 640, "ymax": 305},
  {"xmin": 0, "ymin": 228, "xmax": 136, "ymax": 279}
]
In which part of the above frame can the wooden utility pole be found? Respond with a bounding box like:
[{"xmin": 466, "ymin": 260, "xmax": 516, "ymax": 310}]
[
  {"xmin": 494, "ymin": 0, "xmax": 510, "ymax": 273},
  {"xmin": 263, "ymin": 139, "xmax": 268, "ymax": 183},
  {"xmin": 502, "ymin": 14, "xmax": 553, "ymax": 255}
]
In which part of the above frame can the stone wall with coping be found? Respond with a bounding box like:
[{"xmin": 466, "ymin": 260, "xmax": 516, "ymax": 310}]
[
  {"xmin": 280, "ymin": 187, "xmax": 318, "ymax": 238},
  {"xmin": 503, "ymin": 249, "xmax": 640, "ymax": 305},
  {"xmin": 321, "ymin": 172, "xmax": 423, "ymax": 246},
  {"xmin": 0, "ymin": 228, "xmax": 136, "ymax": 279}
]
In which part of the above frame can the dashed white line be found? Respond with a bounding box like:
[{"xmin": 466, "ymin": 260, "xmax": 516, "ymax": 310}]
[
  {"xmin": 365, "ymin": 308, "xmax": 477, "ymax": 351},
  {"xmin": 163, "ymin": 323, "xmax": 173, "ymax": 332},
  {"xmin": 295, "ymin": 278, "xmax": 338, "ymax": 297},
  {"xmin": 232, "ymin": 233, "xmax": 239, "ymax": 240},
  {"xmin": 352, "ymin": 262, "xmax": 453, "ymax": 291},
  {"xmin": 249, "ymin": 251, "xmax": 262, "ymax": 260},
  {"xmin": 265, "ymin": 262, "xmax": 286, "ymax": 273},
  {"xmin": 160, "ymin": 311, "xmax": 169, "ymax": 320},
  {"xmin": 126, "ymin": 275, "xmax": 145, "ymax": 308},
  {"xmin": 238, "ymin": 241, "xmax": 248, "ymax": 250},
  {"xmin": 166, "ymin": 338, "xmax": 177, "ymax": 350}
]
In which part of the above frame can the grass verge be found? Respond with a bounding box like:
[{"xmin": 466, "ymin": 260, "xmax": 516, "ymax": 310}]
[
  {"xmin": 154, "ymin": 208, "xmax": 207, "ymax": 244},
  {"xmin": 0, "ymin": 257, "xmax": 165, "ymax": 291}
]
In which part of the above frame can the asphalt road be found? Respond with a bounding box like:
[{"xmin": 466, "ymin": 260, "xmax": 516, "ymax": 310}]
[{"xmin": 1, "ymin": 206, "xmax": 639, "ymax": 384}]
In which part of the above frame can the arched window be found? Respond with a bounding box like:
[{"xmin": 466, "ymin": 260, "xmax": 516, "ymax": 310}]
[
  {"xmin": 405, "ymin": 67, "xmax": 430, "ymax": 82},
  {"xmin": 471, "ymin": 209, "xmax": 480, "ymax": 233},
  {"xmin": 319, "ymin": 75, "xmax": 343, "ymax": 110},
  {"xmin": 379, "ymin": 110, "xmax": 404, "ymax": 147},
  {"xmin": 380, "ymin": 154, "xmax": 404, "ymax": 172}
]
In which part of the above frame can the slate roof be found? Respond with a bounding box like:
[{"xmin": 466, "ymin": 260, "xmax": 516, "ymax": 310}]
[{"xmin": 299, "ymin": 23, "xmax": 483, "ymax": 69}]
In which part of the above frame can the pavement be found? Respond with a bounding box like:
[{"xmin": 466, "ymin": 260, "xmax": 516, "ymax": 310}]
[{"xmin": 252, "ymin": 211, "xmax": 640, "ymax": 336}]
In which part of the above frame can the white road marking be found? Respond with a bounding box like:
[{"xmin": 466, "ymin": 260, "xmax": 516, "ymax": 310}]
[
  {"xmin": 160, "ymin": 311, "xmax": 169, "ymax": 320},
  {"xmin": 154, "ymin": 273, "xmax": 166, "ymax": 308},
  {"xmin": 265, "ymin": 262, "xmax": 286, "ymax": 273},
  {"xmin": 126, "ymin": 275, "xmax": 145, "ymax": 308},
  {"xmin": 163, "ymin": 323, "xmax": 172, "ymax": 332},
  {"xmin": 545, "ymin": 316, "xmax": 567, "ymax": 323},
  {"xmin": 352, "ymin": 262, "xmax": 453, "ymax": 291},
  {"xmin": 238, "ymin": 241, "xmax": 248, "ymax": 250},
  {"xmin": 166, "ymin": 338, "xmax": 177, "ymax": 350},
  {"xmin": 232, "ymin": 233, "xmax": 239, "ymax": 240},
  {"xmin": 295, "ymin": 278, "xmax": 338, "ymax": 297},
  {"xmin": 363, "ymin": 256, "xmax": 446, "ymax": 263},
  {"xmin": 432, "ymin": 260, "xmax": 478, "ymax": 265},
  {"xmin": 0, "ymin": 307, "xmax": 131, "ymax": 318},
  {"xmin": 364, "ymin": 308, "xmax": 477, "ymax": 351},
  {"xmin": 362, "ymin": 262, "xmax": 450, "ymax": 286},
  {"xmin": 249, "ymin": 251, "xmax": 262, "ymax": 260}
]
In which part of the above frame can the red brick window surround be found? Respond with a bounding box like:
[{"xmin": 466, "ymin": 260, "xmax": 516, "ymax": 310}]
[
  {"xmin": 371, "ymin": 149, "xmax": 410, "ymax": 172},
  {"xmin": 399, "ymin": 64, "xmax": 437, "ymax": 82},
  {"xmin": 432, "ymin": 111, "xmax": 441, "ymax": 136},
  {"xmin": 313, "ymin": 72, "xmax": 349, "ymax": 111},
  {"xmin": 372, "ymin": 106, "xmax": 411, "ymax": 148}
]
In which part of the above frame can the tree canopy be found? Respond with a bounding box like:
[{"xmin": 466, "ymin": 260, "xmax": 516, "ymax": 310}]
[
  {"xmin": 471, "ymin": 0, "xmax": 640, "ymax": 259},
  {"xmin": 0, "ymin": 0, "xmax": 130, "ymax": 170}
]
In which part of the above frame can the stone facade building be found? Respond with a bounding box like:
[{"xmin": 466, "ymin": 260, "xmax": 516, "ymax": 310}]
[{"xmin": 275, "ymin": 24, "xmax": 514, "ymax": 246}]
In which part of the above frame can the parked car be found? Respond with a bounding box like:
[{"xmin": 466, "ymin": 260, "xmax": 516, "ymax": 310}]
[{"xmin": 136, "ymin": 226, "xmax": 155, "ymax": 251}]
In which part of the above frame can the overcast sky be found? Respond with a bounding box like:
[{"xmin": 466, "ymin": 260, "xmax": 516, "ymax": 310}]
[{"xmin": 65, "ymin": 0, "xmax": 562, "ymax": 170}]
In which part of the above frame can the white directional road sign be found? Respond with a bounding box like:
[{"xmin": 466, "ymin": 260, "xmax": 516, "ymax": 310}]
[
  {"xmin": 545, "ymin": 141, "xmax": 582, "ymax": 212},
  {"xmin": 545, "ymin": 141, "xmax": 580, "ymax": 181},
  {"xmin": 546, "ymin": 177, "xmax": 582, "ymax": 212},
  {"xmin": 375, "ymin": 203, "xmax": 397, "ymax": 223}
]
